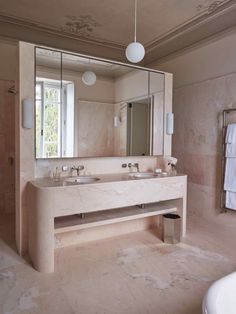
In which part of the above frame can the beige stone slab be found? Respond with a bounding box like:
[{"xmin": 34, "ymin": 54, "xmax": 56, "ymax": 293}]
[
  {"xmin": 28, "ymin": 185, "xmax": 54, "ymax": 273},
  {"xmin": 51, "ymin": 175, "xmax": 186, "ymax": 217},
  {"xmin": 55, "ymin": 217, "xmax": 159, "ymax": 249}
]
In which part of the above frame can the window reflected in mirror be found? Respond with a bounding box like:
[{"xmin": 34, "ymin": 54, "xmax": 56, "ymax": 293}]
[{"xmin": 35, "ymin": 79, "xmax": 74, "ymax": 158}]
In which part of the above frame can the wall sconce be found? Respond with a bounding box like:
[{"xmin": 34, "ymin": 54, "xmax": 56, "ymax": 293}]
[
  {"xmin": 166, "ymin": 112, "xmax": 174, "ymax": 135},
  {"xmin": 114, "ymin": 115, "xmax": 121, "ymax": 128},
  {"xmin": 22, "ymin": 98, "xmax": 34, "ymax": 129}
]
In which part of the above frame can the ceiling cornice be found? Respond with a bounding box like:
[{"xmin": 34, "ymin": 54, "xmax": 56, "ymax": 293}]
[
  {"xmin": 145, "ymin": 0, "xmax": 236, "ymax": 51},
  {"xmin": 0, "ymin": 0, "xmax": 236, "ymax": 64},
  {"xmin": 144, "ymin": 0, "xmax": 236, "ymax": 64},
  {"xmin": 0, "ymin": 13, "xmax": 125, "ymax": 51}
]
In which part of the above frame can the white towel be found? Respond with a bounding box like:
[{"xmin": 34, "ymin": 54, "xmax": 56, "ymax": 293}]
[
  {"xmin": 226, "ymin": 144, "xmax": 236, "ymax": 157},
  {"xmin": 225, "ymin": 123, "xmax": 236, "ymax": 143},
  {"xmin": 226, "ymin": 191, "xmax": 236, "ymax": 210},
  {"xmin": 224, "ymin": 158, "xmax": 236, "ymax": 192}
]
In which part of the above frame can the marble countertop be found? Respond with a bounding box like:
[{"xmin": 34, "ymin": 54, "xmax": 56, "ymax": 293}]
[{"xmin": 30, "ymin": 172, "xmax": 187, "ymax": 189}]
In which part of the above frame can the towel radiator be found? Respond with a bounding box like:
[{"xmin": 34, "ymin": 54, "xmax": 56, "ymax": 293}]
[{"xmin": 221, "ymin": 109, "xmax": 236, "ymax": 212}]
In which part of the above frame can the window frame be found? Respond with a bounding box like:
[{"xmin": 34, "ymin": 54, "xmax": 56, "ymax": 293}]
[{"xmin": 35, "ymin": 80, "xmax": 67, "ymax": 158}]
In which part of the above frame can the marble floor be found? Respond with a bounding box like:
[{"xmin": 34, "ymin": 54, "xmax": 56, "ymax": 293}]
[{"xmin": 1, "ymin": 212, "xmax": 236, "ymax": 314}]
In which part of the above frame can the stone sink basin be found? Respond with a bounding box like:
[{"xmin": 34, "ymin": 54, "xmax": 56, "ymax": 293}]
[
  {"xmin": 65, "ymin": 176, "xmax": 100, "ymax": 185},
  {"xmin": 128, "ymin": 172, "xmax": 157, "ymax": 178}
]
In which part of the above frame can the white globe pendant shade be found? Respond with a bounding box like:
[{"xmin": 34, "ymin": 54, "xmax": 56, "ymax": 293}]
[
  {"xmin": 125, "ymin": 42, "xmax": 145, "ymax": 63},
  {"xmin": 82, "ymin": 71, "xmax": 96, "ymax": 86}
]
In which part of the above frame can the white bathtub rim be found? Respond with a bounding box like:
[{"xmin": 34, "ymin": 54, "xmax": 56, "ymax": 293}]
[{"xmin": 202, "ymin": 271, "xmax": 236, "ymax": 314}]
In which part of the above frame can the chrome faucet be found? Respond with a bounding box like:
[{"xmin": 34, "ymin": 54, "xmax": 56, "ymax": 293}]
[
  {"xmin": 128, "ymin": 163, "xmax": 140, "ymax": 172},
  {"xmin": 71, "ymin": 165, "xmax": 84, "ymax": 176}
]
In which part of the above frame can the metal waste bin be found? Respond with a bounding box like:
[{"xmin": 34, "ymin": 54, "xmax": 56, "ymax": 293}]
[{"xmin": 163, "ymin": 213, "xmax": 181, "ymax": 244}]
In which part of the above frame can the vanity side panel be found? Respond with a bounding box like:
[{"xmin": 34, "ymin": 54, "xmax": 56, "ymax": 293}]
[{"xmin": 28, "ymin": 184, "xmax": 54, "ymax": 273}]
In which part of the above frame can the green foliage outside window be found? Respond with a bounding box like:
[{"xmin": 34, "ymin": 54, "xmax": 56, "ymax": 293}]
[{"xmin": 35, "ymin": 83, "xmax": 61, "ymax": 158}]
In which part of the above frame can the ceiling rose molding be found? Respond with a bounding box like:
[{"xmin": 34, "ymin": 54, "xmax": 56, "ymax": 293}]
[{"xmin": 62, "ymin": 15, "xmax": 102, "ymax": 36}]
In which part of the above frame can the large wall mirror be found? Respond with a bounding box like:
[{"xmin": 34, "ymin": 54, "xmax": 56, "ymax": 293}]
[{"xmin": 35, "ymin": 47, "xmax": 165, "ymax": 159}]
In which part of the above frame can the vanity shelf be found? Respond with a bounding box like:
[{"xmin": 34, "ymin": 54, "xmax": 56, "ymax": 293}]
[{"xmin": 54, "ymin": 201, "xmax": 178, "ymax": 234}]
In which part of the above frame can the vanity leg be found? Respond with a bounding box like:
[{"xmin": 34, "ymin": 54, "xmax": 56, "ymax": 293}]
[
  {"xmin": 75, "ymin": 213, "xmax": 85, "ymax": 219},
  {"xmin": 137, "ymin": 204, "xmax": 145, "ymax": 209},
  {"xmin": 28, "ymin": 186, "xmax": 54, "ymax": 273}
]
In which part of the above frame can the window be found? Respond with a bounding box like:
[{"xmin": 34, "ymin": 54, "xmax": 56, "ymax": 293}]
[{"xmin": 35, "ymin": 79, "xmax": 74, "ymax": 158}]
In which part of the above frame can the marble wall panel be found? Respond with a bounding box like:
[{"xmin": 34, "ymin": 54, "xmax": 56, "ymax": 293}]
[
  {"xmin": 0, "ymin": 80, "xmax": 15, "ymax": 213},
  {"xmin": 187, "ymin": 182, "xmax": 221, "ymax": 218},
  {"xmin": 172, "ymin": 73, "xmax": 236, "ymax": 216},
  {"xmin": 76, "ymin": 100, "xmax": 115, "ymax": 157},
  {"xmin": 16, "ymin": 42, "xmax": 35, "ymax": 254},
  {"xmin": 35, "ymin": 156, "xmax": 165, "ymax": 178}
]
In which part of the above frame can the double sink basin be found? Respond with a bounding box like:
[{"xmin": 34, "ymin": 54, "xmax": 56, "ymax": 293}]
[{"xmin": 65, "ymin": 172, "xmax": 166, "ymax": 185}]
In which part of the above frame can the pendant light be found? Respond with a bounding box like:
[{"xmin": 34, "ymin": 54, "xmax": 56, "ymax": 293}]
[
  {"xmin": 82, "ymin": 70, "xmax": 96, "ymax": 86},
  {"xmin": 125, "ymin": 0, "xmax": 145, "ymax": 63}
]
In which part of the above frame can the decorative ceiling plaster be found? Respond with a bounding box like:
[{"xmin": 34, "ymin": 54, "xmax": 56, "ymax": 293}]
[
  {"xmin": 62, "ymin": 15, "xmax": 102, "ymax": 36},
  {"xmin": 0, "ymin": 0, "xmax": 235, "ymax": 64},
  {"xmin": 196, "ymin": 0, "xmax": 228, "ymax": 12}
]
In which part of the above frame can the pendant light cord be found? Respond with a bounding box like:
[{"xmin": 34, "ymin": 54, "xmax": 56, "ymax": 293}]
[
  {"xmin": 126, "ymin": 0, "xmax": 145, "ymax": 62},
  {"xmin": 134, "ymin": 0, "xmax": 137, "ymax": 42}
]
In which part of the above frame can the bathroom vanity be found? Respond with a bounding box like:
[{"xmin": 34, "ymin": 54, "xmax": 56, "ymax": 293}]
[
  {"xmin": 17, "ymin": 42, "xmax": 186, "ymax": 268},
  {"xmin": 28, "ymin": 172, "xmax": 187, "ymax": 273}
]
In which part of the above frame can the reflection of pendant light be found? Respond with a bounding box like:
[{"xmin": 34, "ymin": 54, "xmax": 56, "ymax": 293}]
[
  {"xmin": 82, "ymin": 58, "xmax": 97, "ymax": 86},
  {"xmin": 82, "ymin": 70, "xmax": 96, "ymax": 86},
  {"xmin": 126, "ymin": 0, "xmax": 145, "ymax": 63}
]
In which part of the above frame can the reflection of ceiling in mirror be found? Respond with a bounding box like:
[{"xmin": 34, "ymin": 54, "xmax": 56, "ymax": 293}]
[{"xmin": 36, "ymin": 48, "xmax": 137, "ymax": 79}]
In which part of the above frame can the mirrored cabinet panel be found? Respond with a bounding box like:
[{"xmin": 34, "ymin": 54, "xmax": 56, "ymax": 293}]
[{"xmin": 35, "ymin": 47, "xmax": 165, "ymax": 158}]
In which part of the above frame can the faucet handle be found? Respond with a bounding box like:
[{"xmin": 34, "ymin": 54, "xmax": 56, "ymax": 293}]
[
  {"xmin": 134, "ymin": 163, "xmax": 140, "ymax": 172},
  {"xmin": 128, "ymin": 162, "xmax": 139, "ymax": 172},
  {"xmin": 121, "ymin": 163, "xmax": 127, "ymax": 168},
  {"xmin": 71, "ymin": 165, "xmax": 84, "ymax": 176}
]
